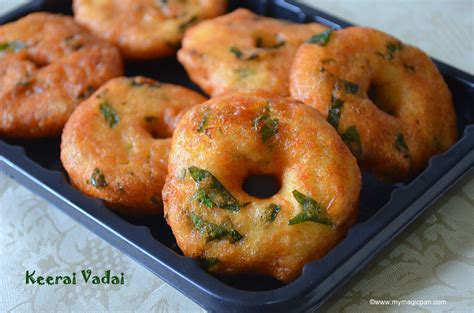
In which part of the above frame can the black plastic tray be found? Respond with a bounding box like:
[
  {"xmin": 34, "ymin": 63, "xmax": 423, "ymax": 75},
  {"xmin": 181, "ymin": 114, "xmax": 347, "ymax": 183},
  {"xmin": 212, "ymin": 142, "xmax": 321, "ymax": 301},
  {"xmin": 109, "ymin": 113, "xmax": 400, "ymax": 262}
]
[{"xmin": 1, "ymin": 1, "xmax": 473, "ymax": 312}]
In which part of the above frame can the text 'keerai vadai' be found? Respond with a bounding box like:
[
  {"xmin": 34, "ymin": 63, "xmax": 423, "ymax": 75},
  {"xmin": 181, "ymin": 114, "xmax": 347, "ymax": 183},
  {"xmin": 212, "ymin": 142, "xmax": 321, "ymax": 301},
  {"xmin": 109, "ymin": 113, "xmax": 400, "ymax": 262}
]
[
  {"xmin": 61, "ymin": 76, "xmax": 206, "ymax": 216},
  {"xmin": 0, "ymin": 13, "xmax": 123, "ymax": 138},
  {"xmin": 290, "ymin": 27, "xmax": 457, "ymax": 181},
  {"xmin": 73, "ymin": 0, "xmax": 228, "ymax": 60},
  {"xmin": 178, "ymin": 8, "xmax": 328, "ymax": 97},
  {"xmin": 163, "ymin": 93, "xmax": 361, "ymax": 282}
]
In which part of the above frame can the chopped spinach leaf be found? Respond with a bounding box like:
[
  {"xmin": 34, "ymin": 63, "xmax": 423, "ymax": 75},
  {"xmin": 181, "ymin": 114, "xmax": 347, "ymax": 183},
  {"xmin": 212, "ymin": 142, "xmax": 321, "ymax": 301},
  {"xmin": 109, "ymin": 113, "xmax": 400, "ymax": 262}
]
[
  {"xmin": 99, "ymin": 102, "xmax": 119, "ymax": 128},
  {"xmin": 395, "ymin": 133, "xmax": 410, "ymax": 157},
  {"xmin": 342, "ymin": 80, "xmax": 359, "ymax": 94},
  {"xmin": 288, "ymin": 190, "xmax": 332, "ymax": 225},
  {"xmin": 230, "ymin": 229, "xmax": 244, "ymax": 243},
  {"xmin": 307, "ymin": 29, "xmax": 333, "ymax": 46},
  {"xmin": 266, "ymin": 203, "xmax": 281, "ymax": 222},
  {"xmin": 78, "ymin": 86, "xmax": 95, "ymax": 99},
  {"xmin": 0, "ymin": 41, "xmax": 27, "ymax": 52},
  {"xmin": 341, "ymin": 126, "xmax": 362, "ymax": 157},
  {"xmin": 188, "ymin": 166, "xmax": 247, "ymax": 211},
  {"xmin": 229, "ymin": 46, "xmax": 243, "ymax": 58},
  {"xmin": 198, "ymin": 257, "xmax": 219, "ymax": 269},
  {"xmin": 190, "ymin": 212, "xmax": 244, "ymax": 243},
  {"xmin": 253, "ymin": 112, "xmax": 279, "ymax": 143},
  {"xmin": 327, "ymin": 96, "xmax": 344, "ymax": 129},
  {"xmin": 91, "ymin": 168, "xmax": 107, "ymax": 188},
  {"xmin": 377, "ymin": 41, "xmax": 403, "ymax": 60},
  {"xmin": 197, "ymin": 112, "xmax": 210, "ymax": 133},
  {"xmin": 229, "ymin": 46, "xmax": 258, "ymax": 60}
]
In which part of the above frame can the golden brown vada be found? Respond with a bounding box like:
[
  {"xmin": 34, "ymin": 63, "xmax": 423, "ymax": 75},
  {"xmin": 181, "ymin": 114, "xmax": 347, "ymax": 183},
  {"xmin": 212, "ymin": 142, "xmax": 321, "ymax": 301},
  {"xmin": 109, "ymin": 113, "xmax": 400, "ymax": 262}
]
[
  {"xmin": 73, "ymin": 0, "xmax": 228, "ymax": 60},
  {"xmin": 61, "ymin": 76, "xmax": 206, "ymax": 216},
  {"xmin": 162, "ymin": 93, "xmax": 361, "ymax": 282},
  {"xmin": 177, "ymin": 8, "xmax": 328, "ymax": 97},
  {"xmin": 290, "ymin": 27, "xmax": 457, "ymax": 181},
  {"xmin": 0, "ymin": 12, "xmax": 123, "ymax": 138}
]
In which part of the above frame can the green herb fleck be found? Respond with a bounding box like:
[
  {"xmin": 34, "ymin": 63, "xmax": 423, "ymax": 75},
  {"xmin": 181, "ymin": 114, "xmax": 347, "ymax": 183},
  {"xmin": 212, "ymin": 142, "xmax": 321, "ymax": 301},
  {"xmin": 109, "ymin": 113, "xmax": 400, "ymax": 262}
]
[
  {"xmin": 229, "ymin": 46, "xmax": 258, "ymax": 60},
  {"xmin": 395, "ymin": 133, "xmax": 410, "ymax": 157},
  {"xmin": 0, "ymin": 41, "xmax": 27, "ymax": 52},
  {"xmin": 16, "ymin": 80, "xmax": 32, "ymax": 87},
  {"xmin": 341, "ymin": 126, "xmax": 362, "ymax": 157},
  {"xmin": 342, "ymin": 80, "xmax": 359, "ymax": 94},
  {"xmin": 307, "ymin": 29, "xmax": 333, "ymax": 46},
  {"xmin": 189, "ymin": 166, "xmax": 248, "ymax": 211},
  {"xmin": 288, "ymin": 190, "xmax": 332, "ymax": 225},
  {"xmin": 230, "ymin": 46, "xmax": 243, "ymax": 58},
  {"xmin": 265, "ymin": 203, "xmax": 281, "ymax": 222},
  {"xmin": 377, "ymin": 41, "xmax": 403, "ymax": 60},
  {"xmin": 236, "ymin": 67, "xmax": 256, "ymax": 78},
  {"xmin": 327, "ymin": 96, "xmax": 344, "ymax": 129},
  {"xmin": 99, "ymin": 102, "xmax": 119, "ymax": 128},
  {"xmin": 190, "ymin": 212, "xmax": 243, "ymax": 243},
  {"xmin": 253, "ymin": 111, "xmax": 279, "ymax": 143},
  {"xmin": 230, "ymin": 229, "xmax": 244, "ymax": 243},
  {"xmin": 78, "ymin": 86, "xmax": 95, "ymax": 99},
  {"xmin": 198, "ymin": 257, "xmax": 219, "ymax": 270},
  {"xmin": 197, "ymin": 112, "xmax": 210, "ymax": 133},
  {"xmin": 193, "ymin": 189, "xmax": 213, "ymax": 208},
  {"xmin": 91, "ymin": 168, "xmax": 107, "ymax": 188}
]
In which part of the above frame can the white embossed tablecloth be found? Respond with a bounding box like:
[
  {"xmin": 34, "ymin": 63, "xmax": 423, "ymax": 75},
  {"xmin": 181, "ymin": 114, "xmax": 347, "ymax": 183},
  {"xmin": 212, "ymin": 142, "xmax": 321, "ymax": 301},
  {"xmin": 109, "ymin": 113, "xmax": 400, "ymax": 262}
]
[{"xmin": 1, "ymin": 1, "xmax": 473, "ymax": 312}]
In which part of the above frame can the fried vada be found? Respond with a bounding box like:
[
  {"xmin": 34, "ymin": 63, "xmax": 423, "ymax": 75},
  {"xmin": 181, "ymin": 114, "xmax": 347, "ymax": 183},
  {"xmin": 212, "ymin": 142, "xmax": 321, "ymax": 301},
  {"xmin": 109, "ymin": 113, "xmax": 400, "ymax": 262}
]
[{"xmin": 162, "ymin": 93, "xmax": 361, "ymax": 282}]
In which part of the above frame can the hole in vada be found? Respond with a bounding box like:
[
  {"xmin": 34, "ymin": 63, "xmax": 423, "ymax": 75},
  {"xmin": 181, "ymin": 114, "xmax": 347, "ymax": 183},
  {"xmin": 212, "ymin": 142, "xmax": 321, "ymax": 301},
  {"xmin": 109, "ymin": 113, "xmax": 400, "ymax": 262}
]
[
  {"xmin": 367, "ymin": 83, "xmax": 396, "ymax": 116},
  {"xmin": 143, "ymin": 116, "xmax": 173, "ymax": 139},
  {"xmin": 242, "ymin": 174, "xmax": 281, "ymax": 199}
]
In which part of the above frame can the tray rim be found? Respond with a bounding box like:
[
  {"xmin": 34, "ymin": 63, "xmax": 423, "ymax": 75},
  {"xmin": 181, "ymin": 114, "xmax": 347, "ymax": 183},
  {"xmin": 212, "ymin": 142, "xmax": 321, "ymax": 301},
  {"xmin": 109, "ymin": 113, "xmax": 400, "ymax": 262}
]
[{"xmin": 1, "ymin": 0, "xmax": 473, "ymax": 311}]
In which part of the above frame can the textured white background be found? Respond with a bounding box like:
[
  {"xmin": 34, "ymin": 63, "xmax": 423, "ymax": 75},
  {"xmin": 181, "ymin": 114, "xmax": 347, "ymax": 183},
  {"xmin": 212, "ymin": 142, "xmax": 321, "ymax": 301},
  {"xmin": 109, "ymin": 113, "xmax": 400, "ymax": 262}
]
[{"xmin": 1, "ymin": 0, "xmax": 473, "ymax": 312}]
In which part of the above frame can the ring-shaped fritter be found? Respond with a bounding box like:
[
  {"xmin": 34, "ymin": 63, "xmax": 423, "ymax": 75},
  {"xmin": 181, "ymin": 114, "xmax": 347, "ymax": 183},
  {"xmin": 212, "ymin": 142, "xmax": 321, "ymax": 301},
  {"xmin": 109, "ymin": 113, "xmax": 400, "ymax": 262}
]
[
  {"xmin": 73, "ymin": 0, "xmax": 228, "ymax": 60},
  {"xmin": 163, "ymin": 93, "xmax": 361, "ymax": 282},
  {"xmin": 290, "ymin": 27, "xmax": 457, "ymax": 181},
  {"xmin": 61, "ymin": 76, "xmax": 206, "ymax": 216},
  {"xmin": 0, "ymin": 13, "xmax": 123, "ymax": 138},
  {"xmin": 178, "ymin": 8, "xmax": 328, "ymax": 97}
]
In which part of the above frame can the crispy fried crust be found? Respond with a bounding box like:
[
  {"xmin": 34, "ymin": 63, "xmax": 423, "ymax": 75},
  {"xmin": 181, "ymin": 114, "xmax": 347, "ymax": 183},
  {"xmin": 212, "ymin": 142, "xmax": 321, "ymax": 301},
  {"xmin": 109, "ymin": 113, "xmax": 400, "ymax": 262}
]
[
  {"xmin": 73, "ymin": 0, "xmax": 228, "ymax": 60},
  {"xmin": 61, "ymin": 77, "xmax": 206, "ymax": 216},
  {"xmin": 0, "ymin": 13, "xmax": 123, "ymax": 138},
  {"xmin": 162, "ymin": 93, "xmax": 361, "ymax": 282},
  {"xmin": 177, "ymin": 8, "xmax": 328, "ymax": 97},
  {"xmin": 290, "ymin": 27, "xmax": 457, "ymax": 181}
]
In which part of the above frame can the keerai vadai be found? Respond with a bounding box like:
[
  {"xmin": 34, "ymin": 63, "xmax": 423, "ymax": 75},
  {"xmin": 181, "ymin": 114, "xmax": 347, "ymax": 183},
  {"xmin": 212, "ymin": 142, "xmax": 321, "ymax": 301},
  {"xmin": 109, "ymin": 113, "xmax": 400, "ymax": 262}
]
[
  {"xmin": 290, "ymin": 27, "xmax": 457, "ymax": 181},
  {"xmin": 61, "ymin": 76, "xmax": 206, "ymax": 216},
  {"xmin": 177, "ymin": 8, "xmax": 328, "ymax": 97},
  {"xmin": 162, "ymin": 93, "xmax": 361, "ymax": 282},
  {"xmin": 0, "ymin": 13, "xmax": 123, "ymax": 138},
  {"xmin": 73, "ymin": 0, "xmax": 228, "ymax": 60}
]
